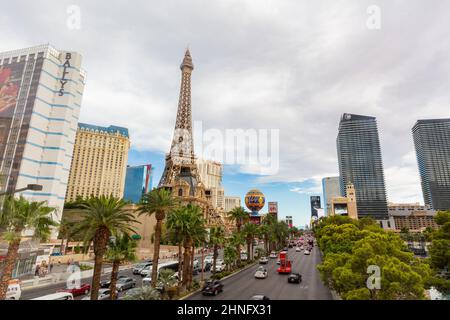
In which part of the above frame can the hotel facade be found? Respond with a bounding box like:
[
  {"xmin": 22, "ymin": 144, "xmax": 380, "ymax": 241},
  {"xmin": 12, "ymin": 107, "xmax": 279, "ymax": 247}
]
[
  {"xmin": 65, "ymin": 123, "xmax": 130, "ymax": 202},
  {"xmin": 0, "ymin": 44, "xmax": 85, "ymax": 234}
]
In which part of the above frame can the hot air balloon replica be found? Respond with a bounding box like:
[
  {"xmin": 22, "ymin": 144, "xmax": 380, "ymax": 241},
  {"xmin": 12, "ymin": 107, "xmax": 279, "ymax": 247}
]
[{"xmin": 245, "ymin": 189, "xmax": 266, "ymax": 225}]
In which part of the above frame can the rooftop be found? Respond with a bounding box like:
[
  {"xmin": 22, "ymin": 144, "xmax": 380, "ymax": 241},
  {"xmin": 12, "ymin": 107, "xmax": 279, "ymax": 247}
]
[{"xmin": 78, "ymin": 123, "xmax": 129, "ymax": 138}]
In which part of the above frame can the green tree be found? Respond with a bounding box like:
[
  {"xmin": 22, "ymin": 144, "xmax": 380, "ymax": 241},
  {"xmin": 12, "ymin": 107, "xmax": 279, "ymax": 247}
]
[
  {"xmin": 227, "ymin": 207, "xmax": 249, "ymax": 266},
  {"xmin": 209, "ymin": 226, "xmax": 225, "ymax": 275},
  {"xmin": 72, "ymin": 195, "xmax": 138, "ymax": 300},
  {"xmin": 229, "ymin": 232, "xmax": 245, "ymax": 268},
  {"xmin": 223, "ymin": 244, "xmax": 237, "ymax": 271},
  {"xmin": 157, "ymin": 269, "xmax": 178, "ymax": 300},
  {"xmin": 105, "ymin": 233, "xmax": 137, "ymax": 300},
  {"xmin": 138, "ymin": 188, "xmax": 179, "ymax": 287},
  {"xmin": 122, "ymin": 287, "xmax": 161, "ymax": 300},
  {"xmin": 0, "ymin": 196, "xmax": 57, "ymax": 300},
  {"xmin": 242, "ymin": 222, "xmax": 259, "ymax": 260}
]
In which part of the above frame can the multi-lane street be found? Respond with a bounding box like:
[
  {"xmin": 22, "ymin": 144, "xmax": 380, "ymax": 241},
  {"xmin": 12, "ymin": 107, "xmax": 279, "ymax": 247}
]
[{"xmin": 188, "ymin": 245, "xmax": 332, "ymax": 300}]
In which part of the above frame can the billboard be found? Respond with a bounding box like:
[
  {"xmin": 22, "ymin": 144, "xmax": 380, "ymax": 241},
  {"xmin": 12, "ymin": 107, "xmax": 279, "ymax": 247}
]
[
  {"xmin": 310, "ymin": 196, "xmax": 321, "ymax": 218},
  {"xmin": 268, "ymin": 202, "xmax": 278, "ymax": 214},
  {"xmin": 334, "ymin": 203, "xmax": 348, "ymax": 215}
]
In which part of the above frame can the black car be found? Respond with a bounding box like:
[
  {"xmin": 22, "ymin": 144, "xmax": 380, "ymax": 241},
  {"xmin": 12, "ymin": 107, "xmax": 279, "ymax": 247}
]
[
  {"xmin": 201, "ymin": 280, "xmax": 224, "ymax": 296},
  {"xmin": 100, "ymin": 275, "xmax": 128, "ymax": 288},
  {"xmin": 288, "ymin": 273, "xmax": 302, "ymax": 284}
]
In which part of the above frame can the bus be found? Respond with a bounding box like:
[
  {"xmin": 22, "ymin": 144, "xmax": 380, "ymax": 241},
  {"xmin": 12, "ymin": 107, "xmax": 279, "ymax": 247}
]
[{"xmin": 277, "ymin": 251, "xmax": 292, "ymax": 274}]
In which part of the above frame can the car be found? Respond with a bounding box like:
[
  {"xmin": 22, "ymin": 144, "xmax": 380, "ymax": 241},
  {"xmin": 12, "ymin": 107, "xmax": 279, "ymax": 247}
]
[
  {"xmin": 259, "ymin": 257, "xmax": 269, "ymax": 264},
  {"xmin": 276, "ymin": 259, "xmax": 281, "ymax": 265},
  {"xmin": 58, "ymin": 283, "xmax": 91, "ymax": 297},
  {"xmin": 115, "ymin": 277, "xmax": 136, "ymax": 292},
  {"xmin": 304, "ymin": 250, "xmax": 311, "ymax": 255},
  {"xmin": 100, "ymin": 275, "xmax": 128, "ymax": 288},
  {"xmin": 33, "ymin": 292, "xmax": 74, "ymax": 300},
  {"xmin": 240, "ymin": 253, "xmax": 248, "ymax": 261},
  {"xmin": 140, "ymin": 265, "xmax": 152, "ymax": 277},
  {"xmin": 288, "ymin": 273, "xmax": 302, "ymax": 284},
  {"xmin": 212, "ymin": 260, "xmax": 226, "ymax": 272},
  {"xmin": 201, "ymin": 261, "xmax": 212, "ymax": 272},
  {"xmin": 204, "ymin": 255, "xmax": 214, "ymax": 265},
  {"xmin": 269, "ymin": 251, "xmax": 277, "ymax": 259},
  {"xmin": 82, "ymin": 289, "xmax": 118, "ymax": 300},
  {"xmin": 254, "ymin": 266, "xmax": 268, "ymax": 279},
  {"xmin": 201, "ymin": 280, "xmax": 224, "ymax": 296},
  {"xmin": 250, "ymin": 295, "xmax": 270, "ymax": 300},
  {"xmin": 133, "ymin": 262, "xmax": 152, "ymax": 275},
  {"xmin": 295, "ymin": 247, "xmax": 301, "ymax": 252},
  {"xmin": 6, "ymin": 280, "xmax": 21, "ymax": 300},
  {"xmin": 283, "ymin": 247, "xmax": 289, "ymax": 251},
  {"xmin": 288, "ymin": 243, "xmax": 293, "ymax": 248}
]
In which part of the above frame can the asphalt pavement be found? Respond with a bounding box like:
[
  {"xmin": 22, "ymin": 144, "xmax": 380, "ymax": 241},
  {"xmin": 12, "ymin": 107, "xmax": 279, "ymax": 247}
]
[{"xmin": 187, "ymin": 245, "xmax": 333, "ymax": 300}]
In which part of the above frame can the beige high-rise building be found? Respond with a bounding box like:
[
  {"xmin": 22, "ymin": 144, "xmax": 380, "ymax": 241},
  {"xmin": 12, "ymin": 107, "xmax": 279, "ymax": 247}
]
[
  {"xmin": 65, "ymin": 123, "xmax": 130, "ymax": 202},
  {"xmin": 197, "ymin": 159, "xmax": 225, "ymax": 210},
  {"xmin": 225, "ymin": 196, "xmax": 241, "ymax": 213}
]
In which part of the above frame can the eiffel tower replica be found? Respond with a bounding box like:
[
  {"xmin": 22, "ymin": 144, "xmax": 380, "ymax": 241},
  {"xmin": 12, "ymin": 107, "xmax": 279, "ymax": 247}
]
[{"xmin": 159, "ymin": 49, "xmax": 222, "ymax": 227}]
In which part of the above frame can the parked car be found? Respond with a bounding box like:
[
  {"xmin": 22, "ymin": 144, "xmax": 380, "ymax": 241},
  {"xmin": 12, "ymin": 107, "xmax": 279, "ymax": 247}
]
[
  {"xmin": 100, "ymin": 275, "xmax": 128, "ymax": 288},
  {"xmin": 240, "ymin": 252, "xmax": 248, "ymax": 261},
  {"xmin": 288, "ymin": 273, "xmax": 302, "ymax": 284},
  {"xmin": 6, "ymin": 280, "xmax": 21, "ymax": 300},
  {"xmin": 116, "ymin": 277, "xmax": 136, "ymax": 292},
  {"xmin": 204, "ymin": 255, "xmax": 214, "ymax": 265},
  {"xmin": 250, "ymin": 295, "xmax": 270, "ymax": 300},
  {"xmin": 201, "ymin": 280, "xmax": 224, "ymax": 296},
  {"xmin": 212, "ymin": 260, "xmax": 226, "ymax": 272},
  {"xmin": 269, "ymin": 251, "xmax": 277, "ymax": 259},
  {"xmin": 254, "ymin": 266, "xmax": 268, "ymax": 279},
  {"xmin": 58, "ymin": 283, "xmax": 91, "ymax": 297},
  {"xmin": 140, "ymin": 265, "xmax": 152, "ymax": 277},
  {"xmin": 82, "ymin": 288, "xmax": 118, "ymax": 300},
  {"xmin": 259, "ymin": 257, "xmax": 269, "ymax": 264},
  {"xmin": 304, "ymin": 250, "xmax": 311, "ymax": 255},
  {"xmin": 133, "ymin": 262, "xmax": 152, "ymax": 275}
]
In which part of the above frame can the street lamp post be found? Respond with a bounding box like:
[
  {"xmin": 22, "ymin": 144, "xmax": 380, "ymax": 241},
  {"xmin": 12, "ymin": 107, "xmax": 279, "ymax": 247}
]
[{"xmin": 0, "ymin": 184, "xmax": 43, "ymax": 197}]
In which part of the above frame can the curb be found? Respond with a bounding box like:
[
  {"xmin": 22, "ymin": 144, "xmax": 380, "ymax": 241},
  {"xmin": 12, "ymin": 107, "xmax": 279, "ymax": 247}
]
[{"xmin": 179, "ymin": 261, "xmax": 259, "ymax": 300}]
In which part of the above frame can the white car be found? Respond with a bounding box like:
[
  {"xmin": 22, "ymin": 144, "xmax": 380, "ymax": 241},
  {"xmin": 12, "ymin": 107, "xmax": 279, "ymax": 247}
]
[
  {"xmin": 240, "ymin": 253, "xmax": 248, "ymax": 261},
  {"xmin": 254, "ymin": 267, "xmax": 268, "ymax": 279},
  {"xmin": 269, "ymin": 251, "xmax": 277, "ymax": 259},
  {"xmin": 295, "ymin": 247, "xmax": 301, "ymax": 252},
  {"xmin": 140, "ymin": 265, "xmax": 152, "ymax": 277},
  {"xmin": 6, "ymin": 281, "xmax": 21, "ymax": 300},
  {"xmin": 212, "ymin": 260, "xmax": 226, "ymax": 272},
  {"xmin": 204, "ymin": 255, "xmax": 214, "ymax": 265},
  {"xmin": 304, "ymin": 250, "xmax": 311, "ymax": 255},
  {"xmin": 259, "ymin": 257, "xmax": 269, "ymax": 264},
  {"xmin": 82, "ymin": 288, "xmax": 118, "ymax": 300}
]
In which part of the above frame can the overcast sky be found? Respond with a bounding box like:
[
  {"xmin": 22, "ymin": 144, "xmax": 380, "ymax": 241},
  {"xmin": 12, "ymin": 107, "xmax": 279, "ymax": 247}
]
[{"xmin": 2, "ymin": 0, "xmax": 450, "ymax": 226}]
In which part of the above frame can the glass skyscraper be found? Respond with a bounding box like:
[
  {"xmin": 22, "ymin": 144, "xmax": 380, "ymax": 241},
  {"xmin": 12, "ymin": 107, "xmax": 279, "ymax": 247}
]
[
  {"xmin": 123, "ymin": 164, "xmax": 153, "ymax": 203},
  {"xmin": 413, "ymin": 119, "xmax": 450, "ymax": 210},
  {"xmin": 337, "ymin": 113, "xmax": 388, "ymax": 219}
]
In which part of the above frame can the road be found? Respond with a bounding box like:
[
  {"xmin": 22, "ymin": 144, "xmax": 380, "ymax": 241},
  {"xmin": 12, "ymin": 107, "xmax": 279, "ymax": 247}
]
[
  {"xmin": 187, "ymin": 245, "xmax": 333, "ymax": 300},
  {"xmin": 21, "ymin": 254, "xmax": 218, "ymax": 300}
]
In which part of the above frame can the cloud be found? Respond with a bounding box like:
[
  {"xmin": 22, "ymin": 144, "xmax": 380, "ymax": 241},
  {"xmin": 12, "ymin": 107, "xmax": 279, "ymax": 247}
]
[{"xmin": 2, "ymin": 0, "xmax": 450, "ymax": 205}]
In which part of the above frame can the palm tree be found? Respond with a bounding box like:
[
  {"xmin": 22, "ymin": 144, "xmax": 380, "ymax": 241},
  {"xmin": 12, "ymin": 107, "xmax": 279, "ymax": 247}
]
[
  {"xmin": 223, "ymin": 244, "xmax": 237, "ymax": 271},
  {"xmin": 258, "ymin": 224, "xmax": 270, "ymax": 254},
  {"xmin": 122, "ymin": 286, "xmax": 161, "ymax": 300},
  {"xmin": 242, "ymin": 223, "xmax": 259, "ymax": 260},
  {"xmin": 58, "ymin": 218, "xmax": 73, "ymax": 255},
  {"xmin": 0, "ymin": 196, "xmax": 57, "ymax": 300},
  {"xmin": 229, "ymin": 232, "xmax": 245, "ymax": 268},
  {"xmin": 209, "ymin": 226, "xmax": 225, "ymax": 275},
  {"xmin": 227, "ymin": 207, "xmax": 248, "ymax": 266},
  {"xmin": 166, "ymin": 208, "xmax": 187, "ymax": 291},
  {"xmin": 157, "ymin": 269, "xmax": 178, "ymax": 300},
  {"xmin": 138, "ymin": 188, "xmax": 179, "ymax": 287},
  {"xmin": 105, "ymin": 233, "xmax": 137, "ymax": 300},
  {"xmin": 72, "ymin": 195, "xmax": 138, "ymax": 300}
]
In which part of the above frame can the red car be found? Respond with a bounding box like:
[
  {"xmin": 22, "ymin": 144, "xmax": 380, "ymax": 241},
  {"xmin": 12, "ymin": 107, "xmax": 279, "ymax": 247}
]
[{"xmin": 58, "ymin": 284, "xmax": 91, "ymax": 297}]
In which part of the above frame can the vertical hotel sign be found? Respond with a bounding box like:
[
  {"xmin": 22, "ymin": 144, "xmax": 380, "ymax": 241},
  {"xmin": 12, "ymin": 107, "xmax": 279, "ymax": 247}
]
[{"xmin": 59, "ymin": 53, "xmax": 72, "ymax": 96}]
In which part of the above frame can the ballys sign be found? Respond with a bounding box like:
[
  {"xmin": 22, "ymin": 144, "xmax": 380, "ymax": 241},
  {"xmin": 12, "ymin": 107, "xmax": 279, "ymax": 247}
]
[{"xmin": 59, "ymin": 53, "xmax": 72, "ymax": 96}]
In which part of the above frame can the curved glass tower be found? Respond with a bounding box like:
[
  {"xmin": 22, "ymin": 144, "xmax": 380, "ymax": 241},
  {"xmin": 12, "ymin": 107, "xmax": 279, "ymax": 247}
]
[{"xmin": 337, "ymin": 113, "xmax": 388, "ymax": 219}]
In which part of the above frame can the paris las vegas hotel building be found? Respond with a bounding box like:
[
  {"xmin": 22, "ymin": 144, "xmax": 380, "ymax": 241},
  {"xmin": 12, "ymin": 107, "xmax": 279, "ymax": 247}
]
[{"xmin": 0, "ymin": 44, "xmax": 85, "ymax": 237}]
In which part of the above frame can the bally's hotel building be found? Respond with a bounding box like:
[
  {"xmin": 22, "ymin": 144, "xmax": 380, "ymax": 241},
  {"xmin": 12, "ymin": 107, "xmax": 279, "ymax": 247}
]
[{"xmin": 0, "ymin": 44, "xmax": 85, "ymax": 235}]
